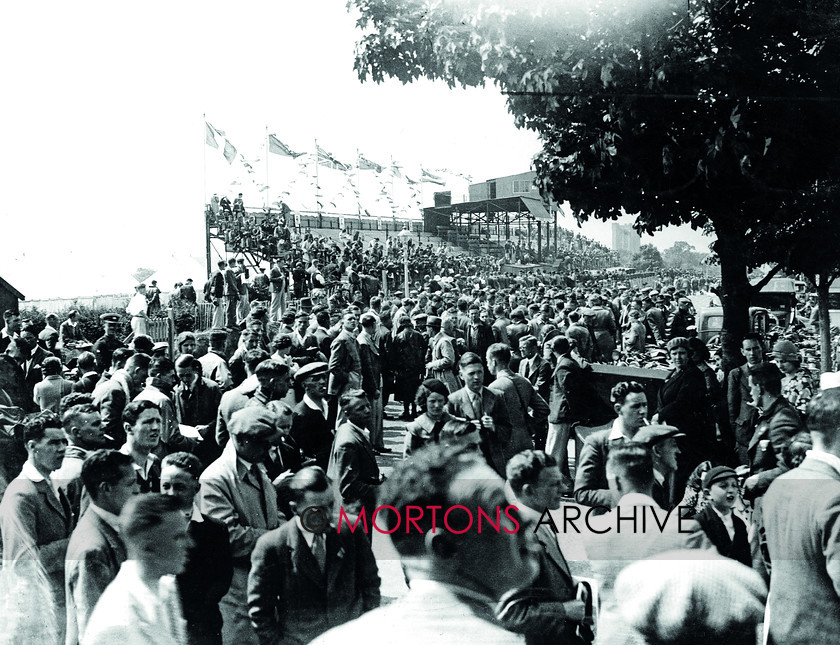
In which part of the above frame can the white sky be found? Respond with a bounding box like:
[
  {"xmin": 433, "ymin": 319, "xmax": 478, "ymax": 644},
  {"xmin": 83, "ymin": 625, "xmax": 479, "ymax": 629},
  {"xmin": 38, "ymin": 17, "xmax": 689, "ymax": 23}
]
[{"xmin": 0, "ymin": 1, "xmax": 709, "ymax": 299}]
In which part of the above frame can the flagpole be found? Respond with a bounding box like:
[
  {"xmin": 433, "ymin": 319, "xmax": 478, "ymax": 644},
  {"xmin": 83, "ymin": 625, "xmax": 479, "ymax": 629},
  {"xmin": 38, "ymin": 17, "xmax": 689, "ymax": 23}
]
[
  {"xmin": 314, "ymin": 138, "xmax": 321, "ymax": 224},
  {"xmin": 203, "ymin": 114, "xmax": 211, "ymax": 278},
  {"xmin": 265, "ymin": 126, "xmax": 270, "ymax": 210}
]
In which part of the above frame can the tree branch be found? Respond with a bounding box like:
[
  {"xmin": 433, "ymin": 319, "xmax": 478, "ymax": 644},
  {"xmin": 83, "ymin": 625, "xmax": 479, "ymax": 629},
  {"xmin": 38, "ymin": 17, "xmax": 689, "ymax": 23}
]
[{"xmin": 749, "ymin": 263, "xmax": 784, "ymax": 293}]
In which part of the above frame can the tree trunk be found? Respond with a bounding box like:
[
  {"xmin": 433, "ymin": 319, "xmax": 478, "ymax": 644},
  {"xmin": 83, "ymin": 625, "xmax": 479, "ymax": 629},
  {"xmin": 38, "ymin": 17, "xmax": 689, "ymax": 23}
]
[
  {"xmin": 816, "ymin": 277, "xmax": 833, "ymax": 373},
  {"xmin": 715, "ymin": 233, "xmax": 752, "ymax": 373}
]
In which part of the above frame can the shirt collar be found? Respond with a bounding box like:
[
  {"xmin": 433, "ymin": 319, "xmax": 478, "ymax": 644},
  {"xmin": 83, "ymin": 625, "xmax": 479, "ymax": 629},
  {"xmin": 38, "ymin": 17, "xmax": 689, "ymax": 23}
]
[
  {"xmin": 805, "ymin": 449, "xmax": 840, "ymax": 477},
  {"xmin": 347, "ymin": 420, "xmax": 370, "ymax": 440},
  {"xmin": 90, "ymin": 502, "xmax": 123, "ymax": 532},
  {"xmin": 119, "ymin": 444, "xmax": 155, "ymax": 479},
  {"xmin": 303, "ymin": 393, "xmax": 328, "ymax": 417},
  {"xmin": 617, "ymin": 492, "xmax": 660, "ymax": 507},
  {"xmin": 608, "ymin": 417, "xmax": 636, "ymax": 441},
  {"xmin": 653, "ymin": 468, "xmax": 665, "ymax": 486},
  {"xmin": 710, "ymin": 503, "xmax": 733, "ymax": 523},
  {"xmin": 22, "ymin": 459, "xmax": 48, "ymax": 484},
  {"xmin": 190, "ymin": 504, "xmax": 204, "ymax": 523}
]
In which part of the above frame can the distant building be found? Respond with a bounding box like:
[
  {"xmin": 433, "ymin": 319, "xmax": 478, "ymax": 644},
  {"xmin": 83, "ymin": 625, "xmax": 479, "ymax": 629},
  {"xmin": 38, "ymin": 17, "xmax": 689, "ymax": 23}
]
[
  {"xmin": 0, "ymin": 276, "xmax": 24, "ymax": 314},
  {"xmin": 612, "ymin": 223, "xmax": 640, "ymax": 262},
  {"xmin": 468, "ymin": 171, "xmax": 542, "ymax": 202}
]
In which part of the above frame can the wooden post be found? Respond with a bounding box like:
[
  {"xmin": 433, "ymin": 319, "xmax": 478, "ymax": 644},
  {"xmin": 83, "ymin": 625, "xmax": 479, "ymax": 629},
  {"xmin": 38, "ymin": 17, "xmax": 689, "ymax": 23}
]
[
  {"xmin": 382, "ymin": 268, "xmax": 389, "ymax": 297},
  {"xmin": 167, "ymin": 307, "xmax": 175, "ymax": 359}
]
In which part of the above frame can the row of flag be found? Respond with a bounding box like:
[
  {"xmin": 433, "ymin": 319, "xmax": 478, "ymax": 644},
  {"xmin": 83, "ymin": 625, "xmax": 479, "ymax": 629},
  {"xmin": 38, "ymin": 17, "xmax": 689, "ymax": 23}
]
[{"xmin": 205, "ymin": 120, "xmax": 454, "ymax": 183}]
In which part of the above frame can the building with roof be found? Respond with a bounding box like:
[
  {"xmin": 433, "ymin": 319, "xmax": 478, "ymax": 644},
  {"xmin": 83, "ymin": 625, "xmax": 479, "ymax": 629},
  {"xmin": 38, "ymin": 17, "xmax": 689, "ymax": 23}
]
[{"xmin": 0, "ymin": 276, "xmax": 25, "ymax": 314}]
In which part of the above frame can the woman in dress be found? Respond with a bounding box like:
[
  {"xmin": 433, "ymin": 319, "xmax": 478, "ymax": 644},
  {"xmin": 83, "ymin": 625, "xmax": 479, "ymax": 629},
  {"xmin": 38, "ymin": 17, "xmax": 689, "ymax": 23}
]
[
  {"xmin": 403, "ymin": 378, "xmax": 452, "ymax": 458},
  {"xmin": 773, "ymin": 339, "xmax": 814, "ymax": 413}
]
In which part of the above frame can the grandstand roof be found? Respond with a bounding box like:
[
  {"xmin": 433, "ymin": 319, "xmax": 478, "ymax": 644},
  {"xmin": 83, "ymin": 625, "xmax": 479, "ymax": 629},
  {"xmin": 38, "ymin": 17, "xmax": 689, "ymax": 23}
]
[{"xmin": 423, "ymin": 195, "xmax": 553, "ymax": 223}]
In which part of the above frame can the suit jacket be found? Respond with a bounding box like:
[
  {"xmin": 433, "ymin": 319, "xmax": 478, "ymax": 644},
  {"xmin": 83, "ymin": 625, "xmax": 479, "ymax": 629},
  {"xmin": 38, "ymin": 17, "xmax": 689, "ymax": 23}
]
[
  {"xmin": 656, "ymin": 363, "xmax": 712, "ymax": 458},
  {"xmin": 73, "ymin": 371, "xmax": 101, "ymax": 394},
  {"xmin": 497, "ymin": 506, "xmax": 585, "ymax": 645},
  {"xmin": 210, "ymin": 270, "xmax": 225, "ymax": 299},
  {"xmin": 463, "ymin": 321, "xmax": 494, "ymax": 359},
  {"xmin": 727, "ymin": 363, "xmax": 755, "ymax": 450},
  {"xmin": 548, "ymin": 356, "xmax": 591, "ymax": 425},
  {"xmin": 175, "ymin": 377, "xmax": 223, "ymax": 466},
  {"xmin": 215, "ymin": 381, "xmax": 258, "ymax": 448},
  {"xmin": 81, "ymin": 561, "xmax": 187, "ymax": 645},
  {"xmin": 745, "ymin": 395, "xmax": 803, "ymax": 499},
  {"xmin": 248, "ymin": 521, "xmax": 381, "ymax": 645},
  {"xmin": 65, "ymin": 507, "xmax": 127, "ymax": 645},
  {"xmin": 764, "ymin": 457, "xmax": 840, "ymax": 645},
  {"xmin": 565, "ymin": 324, "xmax": 594, "ymax": 362},
  {"xmin": 291, "ymin": 400, "xmax": 334, "ymax": 471},
  {"xmin": 489, "ymin": 369, "xmax": 548, "ymax": 460},
  {"xmin": 178, "ymin": 514, "xmax": 233, "ymax": 645},
  {"xmin": 356, "ymin": 333, "xmax": 381, "ymax": 398},
  {"xmin": 518, "ymin": 355, "xmax": 552, "ymax": 402},
  {"xmin": 224, "ymin": 268, "xmax": 240, "ymax": 299},
  {"xmin": 327, "ymin": 330, "xmax": 361, "ymax": 396},
  {"xmin": 693, "ymin": 505, "xmax": 750, "ymax": 567},
  {"xmin": 93, "ymin": 375, "xmax": 130, "ymax": 447},
  {"xmin": 326, "ymin": 422, "xmax": 380, "ymax": 518},
  {"xmin": 573, "ymin": 423, "xmax": 619, "ymax": 511},
  {"xmin": 446, "ymin": 386, "xmax": 512, "ymax": 476}
]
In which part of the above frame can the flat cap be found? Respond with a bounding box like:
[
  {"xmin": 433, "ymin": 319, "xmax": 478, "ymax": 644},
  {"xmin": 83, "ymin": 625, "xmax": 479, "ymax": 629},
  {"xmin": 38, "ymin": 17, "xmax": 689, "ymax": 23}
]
[
  {"xmin": 100, "ymin": 313, "xmax": 120, "ymax": 323},
  {"xmin": 427, "ymin": 315, "xmax": 442, "ymax": 327},
  {"xmin": 633, "ymin": 424, "xmax": 685, "ymax": 446},
  {"xmin": 229, "ymin": 406, "xmax": 276, "ymax": 438},
  {"xmin": 295, "ymin": 361, "xmax": 328, "ymax": 383},
  {"xmin": 412, "ymin": 312, "xmax": 428, "ymax": 321},
  {"xmin": 703, "ymin": 466, "xmax": 738, "ymax": 489}
]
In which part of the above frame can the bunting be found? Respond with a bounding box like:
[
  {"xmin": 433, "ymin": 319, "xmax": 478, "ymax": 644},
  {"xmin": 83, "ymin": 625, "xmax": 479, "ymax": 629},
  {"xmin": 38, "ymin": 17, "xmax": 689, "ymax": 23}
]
[
  {"xmin": 223, "ymin": 140, "xmax": 236, "ymax": 164},
  {"xmin": 316, "ymin": 145, "xmax": 351, "ymax": 171},
  {"xmin": 422, "ymin": 168, "xmax": 446, "ymax": 185},
  {"xmin": 358, "ymin": 155, "xmax": 383, "ymax": 173}
]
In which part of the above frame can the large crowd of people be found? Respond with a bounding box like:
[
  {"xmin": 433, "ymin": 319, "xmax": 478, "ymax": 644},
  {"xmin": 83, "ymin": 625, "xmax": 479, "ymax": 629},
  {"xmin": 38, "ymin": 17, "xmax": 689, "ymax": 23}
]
[{"xmin": 1, "ymin": 227, "xmax": 835, "ymax": 645}]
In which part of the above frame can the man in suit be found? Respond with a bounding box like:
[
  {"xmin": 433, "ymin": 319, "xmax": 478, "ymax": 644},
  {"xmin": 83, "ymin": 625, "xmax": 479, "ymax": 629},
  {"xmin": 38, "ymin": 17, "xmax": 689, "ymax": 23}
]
[
  {"xmin": 727, "ymin": 333, "xmax": 765, "ymax": 465},
  {"xmin": 491, "ymin": 304, "xmax": 511, "ymax": 346},
  {"xmin": 446, "ymin": 352, "xmax": 512, "ymax": 477},
  {"xmin": 269, "ymin": 259, "xmax": 287, "ymax": 322},
  {"xmin": 0, "ymin": 411, "xmax": 73, "ymax": 643},
  {"xmin": 161, "ymin": 452, "xmax": 233, "ymax": 645},
  {"xmin": 91, "ymin": 313, "xmax": 126, "ymax": 375},
  {"xmin": 53, "ymin": 403, "xmax": 108, "ymax": 521},
  {"xmin": 357, "ymin": 312, "xmax": 387, "ymax": 453},
  {"xmin": 224, "ymin": 258, "xmax": 241, "ymax": 329},
  {"xmin": 93, "ymin": 352, "xmax": 150, "ymax": 448},
  {"xmin": 65, "ymin": 449, "xmax": 138, "ymax": 645},
  {"xmin": 764, "ymin": 389, "xmax": 840, "ymax": 645},
  {"xmin": 574, "ymin": 380, "xmax": 649, "ymax": 512},
  {"xmin": 500, "ymin": 450, "xmax": 589, "ymax": 645},
  {"xmin": 0, "ymin": 308, "xmax": 21, "ymax": 353},
  {"xmin": 135, "ymin": 356, "xmax": 198, "ymax": 457},
  {"xmin": 518, "ymin": 335, "xmax": 552, "ymax": 401},
  {"xmin": 311, "ymin": 444, "xmax": 536, "ymax": 645},
  {"xmin": 632, "ymin": 424, "xmax": 686, "ymax": 510},
  {"xmin": 59, "ymin": 310, "xmax": 87, "ymax": 351},
  {"xmin": 326, "ymin": 390, "xmax": 382, "ymax": 521},
  {"xmin": 292, "ymin": 362, "xmax": 335, "ymax": 470},
  {"xmin": 120, "ymin": 399, "xmax": 163, "ymax": 494},
  {"xmin": 174, "ymin": 353, "xmax": 223, "ymax": 467},
  {"xmin": 463, "ymin": 303, "xmax": 494, "ymax": 381},
  {"xmin": 73, "ymin": 351, "xmax": 100, "ymax": 394},
  {"xmin": 199, "ymin": 407, "xmax": 282, "ymax": 645},
  {"xmin": 248, "ymin": 466, "xmax": 381, "ymax": 645},
  {"xmin": 81, "ymin": 494, "xmax": 190, "ymax": 645},
  {"xmin": 487, "ymin": 343, "xmax": 548, "ymax": 460},
  {"xmin": 328, "ymin": 311, "xmax": 362, "ymax": 420}
]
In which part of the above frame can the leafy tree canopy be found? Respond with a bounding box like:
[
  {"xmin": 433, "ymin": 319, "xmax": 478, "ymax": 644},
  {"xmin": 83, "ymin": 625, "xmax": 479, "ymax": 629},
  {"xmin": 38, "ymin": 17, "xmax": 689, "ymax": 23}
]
[{"xmin": 631, "ymin": 243, "xmax": 665, "ymax": 271}]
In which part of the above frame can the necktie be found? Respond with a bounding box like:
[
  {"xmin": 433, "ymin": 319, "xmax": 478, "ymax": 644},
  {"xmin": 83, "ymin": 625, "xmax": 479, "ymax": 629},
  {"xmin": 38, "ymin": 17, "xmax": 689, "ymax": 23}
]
[
  {"xmin": 250, "ymin": 464, "xmax": 268, "ymax": 523},
  {"xmin": 472, "ymin": 392, "xmax": 483, "ymax": 418},
  {"xmin": 312, "ymin": 533, "xmax": 327, "ymax": 573}
]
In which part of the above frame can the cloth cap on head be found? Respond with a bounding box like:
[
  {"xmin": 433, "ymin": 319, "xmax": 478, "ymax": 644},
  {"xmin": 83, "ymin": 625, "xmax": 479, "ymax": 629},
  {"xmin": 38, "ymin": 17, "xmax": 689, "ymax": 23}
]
[
  {"xmin": 518, "ymin": 335, "xmax": 537, "ymax": 346},
  {"xmin": 100, "ymin": 313, "xmax": 120, "ymax": 323},
  {"xmin": 209, "ymin": 328, "xmax": 227, "ymax": 342},
  {"xmin": 295, "ymin": 361, "xmax": 328, "ymax": 383},
  {"xmin": 772, "ymin": 339, "xmax": 799, "ymax": 362},
  {"xmin": 468, "ymin": 302, "xmax": 480, "ymax": 311},
  {"xmin": 137, "ymin": 283, "xmax": 146, "ymax": 289},
  {"xmin": 703, "ymin": 466, "xmax": 738, "ymax": 490},
  {"xmin": 152, "ymin": 342, "xmax": 169, "ymax": 353},
  {"xmin": 229, "ymin": 407, "xmax": 276, "ymax": 438},
  {"xmin": 633, "ymin": 424, "xmax": 685, "ymax": 446},
  {"xmin": 614, "ymin": 551, "xmax": 767, "ymax": 642},
  {"xmin": 678, "ymin": 297, "xmax": 692, "ymax": 305},
  {"xmin": 412, "ymin": 313, "xmax": 428, "ymax": 321},
  {"xmin": 427, "ymin": 315, "xmax": 442, "ymax": 328},
  {"xmin": 511, "ymin": 307, "xmax": 527, "ymax": 321}
]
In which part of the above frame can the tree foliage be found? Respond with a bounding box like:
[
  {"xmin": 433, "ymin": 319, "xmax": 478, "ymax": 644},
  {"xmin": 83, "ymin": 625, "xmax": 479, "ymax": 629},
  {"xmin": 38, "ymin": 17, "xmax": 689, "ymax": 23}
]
[
  {"xmin": 662, "ymin": 241, "xmax": 708, "ymax": 270},
  {"xmin": 350, "ymin": 0, "xmax": 840, "ymax": 368},
  {"xmin": 631, "ymin": 244, "xmax": 666, "ymax": 272}
]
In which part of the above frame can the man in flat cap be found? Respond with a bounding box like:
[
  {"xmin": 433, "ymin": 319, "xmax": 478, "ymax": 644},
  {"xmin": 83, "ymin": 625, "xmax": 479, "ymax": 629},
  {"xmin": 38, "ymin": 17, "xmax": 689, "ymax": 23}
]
[
  {"xmin": 291, "ymin": 362, "xmax": 334, "ymax": 470},
  {"xmin": 633, "ymin": 424, "xmax": 686, "ymax": 510},
  {"xmin": 667, "ymin": 297, "xmax": 696, "ymax": 340},
  {"xmin": 199, "ymin": 406, "xmax": 282, "ymax": 645},
  {"xmin": 92, "ymin": 314, "xmax": 126, "ymax": 374}
]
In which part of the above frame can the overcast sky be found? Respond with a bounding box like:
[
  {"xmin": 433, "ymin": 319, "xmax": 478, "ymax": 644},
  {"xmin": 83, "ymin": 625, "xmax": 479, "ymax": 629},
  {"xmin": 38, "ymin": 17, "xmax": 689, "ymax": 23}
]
[{"xmin": 0, "ymin": 1, "xmax": 709, "ymax": 299}]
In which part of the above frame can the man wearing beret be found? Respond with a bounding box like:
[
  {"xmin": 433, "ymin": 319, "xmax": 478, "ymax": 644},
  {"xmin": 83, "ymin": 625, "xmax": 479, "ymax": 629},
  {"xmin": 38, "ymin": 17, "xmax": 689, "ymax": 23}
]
[
  {"xmin": 92, "ymin": 314, "xmax": 126, "ymax": 374},
  {"xmin": 199, "ymin": 406, "xmax": 282, "ymax": 645}
]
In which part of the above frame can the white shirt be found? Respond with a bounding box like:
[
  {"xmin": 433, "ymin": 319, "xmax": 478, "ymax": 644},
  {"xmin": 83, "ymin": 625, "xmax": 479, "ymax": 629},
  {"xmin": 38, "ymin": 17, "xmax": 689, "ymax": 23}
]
[
  {"xmin": 294, "ymin": 515, "xmax": 330, "ymax": 548},
  {"xmin": 607, "ymin": 417, "xmax": 635, "ymax": 442},
  {"xmin": 304, "ymin": 394, "xmax": 329, "ymax": 419},
  {"xmin": 126, "ymin": 293, "xmax": 147, "ymax": 317},
  {"xmin": 91, "ymin": 503, "xmax": 123, "ymax": 533},
  {"xmin": 119, "ymin": 444, "xmax": 156, "ymax": 481}
]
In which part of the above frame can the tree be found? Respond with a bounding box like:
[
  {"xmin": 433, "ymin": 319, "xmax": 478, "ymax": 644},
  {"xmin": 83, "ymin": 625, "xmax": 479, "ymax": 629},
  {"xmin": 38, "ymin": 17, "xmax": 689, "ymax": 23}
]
[
  {"xmin": 631, "ymin": 244, "xmax": 665, "ymax": 272},
  {"xmin": 662, "ymin": 241, "xmax": 708, "ymax": 270},
  {"xmin": 350, "ymin": 0, "xmax": 840, "ymax": 369}
]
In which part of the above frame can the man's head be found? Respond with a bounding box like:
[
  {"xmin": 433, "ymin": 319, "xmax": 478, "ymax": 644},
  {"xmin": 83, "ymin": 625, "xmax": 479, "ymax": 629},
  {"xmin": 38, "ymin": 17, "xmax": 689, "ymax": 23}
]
[
  {"xmin": 229, "ymin": 406, "xmax": 276, "ymax": 463},
  {"xmin": 62, "ymin": 403, "xmax": 106, "ymax": 449},
  {"xmin": 806, "ymin": 390, "xmax": 840, "ymax": 454},
  {"xmin": 255, "ymin": 359, "xmax": 291, "ymax": 401},
  {"xmin": 340, "ymin": 390, "xmax": 371, "ymax": 428},
  {"xmin": 289, "ymin": 466, "xmax": 335, "ymax": 531},
  {"xmin": 748, "ymin": 361, "xmax": 783, "ymax": 408},
  {"xmin": 122, "ymin": 400, "xmax": 162, "ymax": 452},
  {"xmin": 342, "ymin": 312, "xmax": 358, "ymax": 333},
  {"xmin": 507, "ymin": 450, "xmax": 564, "ymax": 512},
  {"xmin": 243, "ymin": 349, "xmax": 270, "ymax": 377},
  {"xmin": 377, "ymin": 444, "xmax": 537, "ymax": 600},
  {"xmin": 19, "ymin": 329, "xmax": 38, "ymax": 352},
  {"xmin": 124, "ymin": 353, "xmax": 151, "ymax": 390},
  {"xmin": 610, "ymin": 381, "xmax": 648, "ymax": 435},
  {"xmin": 209, "ymin": 329, "xmax": 227, "ymax": 350},
  {"xmin": 148, "ymin": 357, "xmax": 177, "ymax": 391},
  {"xmin": 160, "ymin": 452, "xmax": 203, "ymax": 512},
  {"xmin": 23, "ymin": 411, "xmax": 66, "ymax": 474},
  {"xmin": 121, "ymin": 494, "xmax": 191, "ymax": 579},
  {"xmin": 3, "ymin": 309, "xmax": 20, "ymax": 334},
  {"xmin": 519, "ymin": 335, "xmax": 538, "ymax": 359},
  {"xmin": 174, "ymin": 354, "xmax": 201, "ymax": 390},
  {"xmin": 77, "ymin": 351, "xmax": 97, "ymax": 373},
  {"xmin": 633, "ymin": 425, "xmax": 684, "ymax": 475},
  {"xmin": 296, "ymin": 362, "xmax": 328, "ymax": 399},
  {"xmin": 485, "ymin": 343, "xmax": 511, "ymax": 376},
  {"xmin": 741, "ymin": 333, "xmax": 764, "ymax": 367},
  {"xmin": 82, "ymin": 449, "xmax": 138, "ymax": 514},
  {"xmin": 360, "ymin": 312, "xmax": 378, "ymax": 333},
  {"xmin": 552, "ymin": 335, "xmax": 571, "ymax": 357},
  {"xmin": 100, "ymin": 313, "xmax": 120, "ymax": 337},
  {"xmin": 458, "ymin": 352, "xmax": 485, "ymax": 393},
  {"xmin": 606, "ymin": 443, "xmax": 655, "ymax": 498}
]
